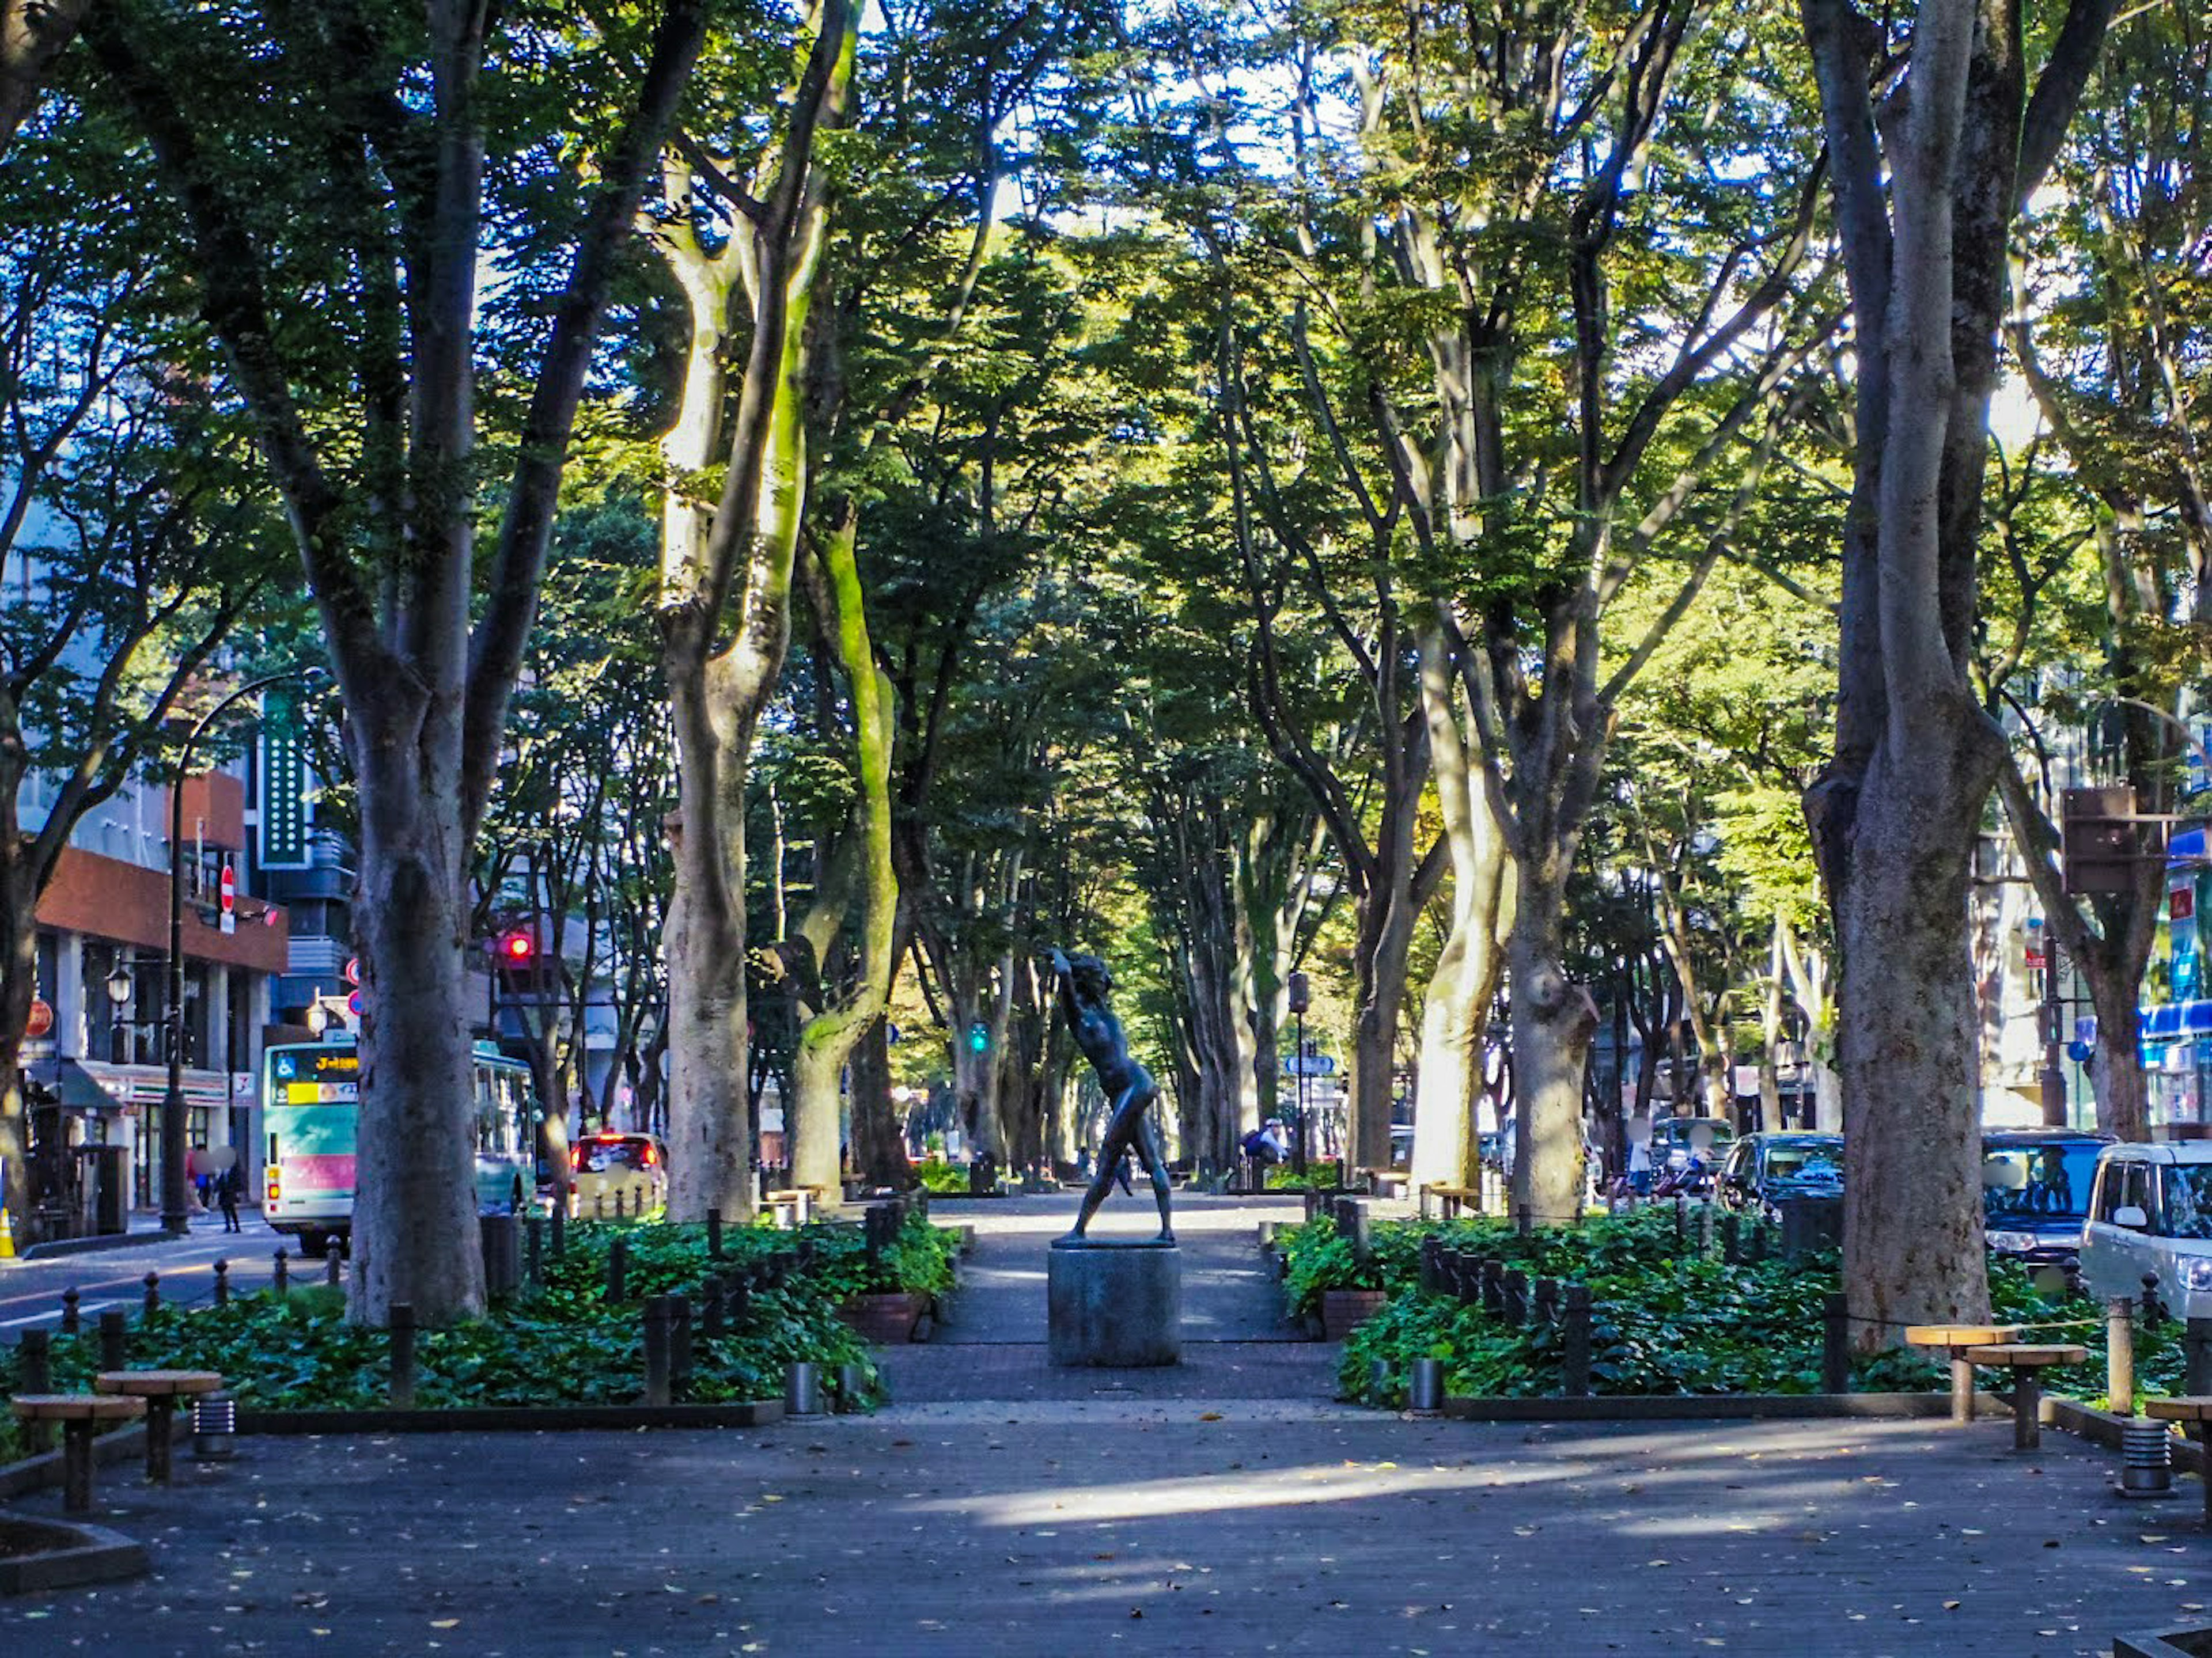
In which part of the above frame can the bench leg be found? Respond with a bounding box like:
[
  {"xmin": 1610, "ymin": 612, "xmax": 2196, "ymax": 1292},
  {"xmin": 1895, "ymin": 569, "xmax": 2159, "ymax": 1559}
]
[
  {"xmin": 145, "ymin": 1398, "xmax": 177, "ymax": 1484},
  {"xmin": 2012, "ymin": 1368, "xmax": 2041, "ymax": 1451},
  {"xmin": 62, "ymin": 1420, "xmax": 93, "ymax": 1515},
  {"xmin": 1950, "ymin": 1356, "xmax": 1975, "ymax": 1425}
]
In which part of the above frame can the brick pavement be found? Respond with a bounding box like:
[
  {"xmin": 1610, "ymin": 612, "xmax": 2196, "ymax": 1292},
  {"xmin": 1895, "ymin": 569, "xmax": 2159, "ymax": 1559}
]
[{"xmin": 1, "ymin": 1189, "xmax": 2203, "ymax": 1655}]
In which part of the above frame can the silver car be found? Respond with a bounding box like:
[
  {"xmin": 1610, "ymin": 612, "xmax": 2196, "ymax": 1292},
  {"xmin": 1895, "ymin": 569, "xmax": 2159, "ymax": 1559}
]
[{"xmin": 2078, "ymin": 1143, "xmax": 2212, "ymax": 1318}]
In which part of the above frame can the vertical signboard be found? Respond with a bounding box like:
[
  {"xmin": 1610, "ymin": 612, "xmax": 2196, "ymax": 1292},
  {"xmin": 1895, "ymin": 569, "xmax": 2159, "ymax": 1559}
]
[{"xmin": 259, "ymin": 689, "xmax": 309, "ymax": 868}]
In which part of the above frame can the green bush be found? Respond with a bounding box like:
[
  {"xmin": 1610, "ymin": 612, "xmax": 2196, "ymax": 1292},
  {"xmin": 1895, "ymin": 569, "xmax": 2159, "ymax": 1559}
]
[
  {"xmin": 911, "ymin": 1158, "xmax": 971, "ymax": 1194},
  {"xmin": 0, "ymin": 1212, "xmax": 964, "ymax": 1445},
  {"xmin": 1315, "ymin": 1206, "xmax": 2141, "ymax": 1405}
]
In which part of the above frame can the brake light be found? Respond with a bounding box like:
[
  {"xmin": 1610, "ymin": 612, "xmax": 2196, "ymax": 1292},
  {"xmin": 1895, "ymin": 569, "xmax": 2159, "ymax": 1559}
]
[
  {"xmin": 571, "ymin": 1145, "xmax": 587, "ymax": 1171},
  {"xmin": 266, "ymin": 1166, "xmax": 281, "ymax": 1202},
  {"xmin": 642, "ymin": 1143, "xmax": 657, "ymax": 1167}
]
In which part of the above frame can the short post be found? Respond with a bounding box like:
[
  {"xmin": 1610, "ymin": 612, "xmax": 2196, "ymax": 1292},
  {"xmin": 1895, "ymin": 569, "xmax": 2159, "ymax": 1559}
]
[
  {"xmin": 1418, "ymin": 1236, "xmax": 1442, "ymax": 1295},
  {"xmin": 1502, "ymin": 1268, "xmax": 1528, "ymax": 1327},
  {"xmin": 1673, "ymin": 1196, "xmax": 1687, "ymax": 1242},
  {"xmin": 703, "ymin": 1276, "xmax": 726, "ymax": 1340},
  {"xmin": 2143, "ymin": 1272, "xmax": 2166, "ymax": 1329},
  {"xmin": 18, "ymin": 1329, "xmax": 52, "ymax": 1454},
  {"xmin": 2187, "ymin": 1317, "xmax": 2212, "ymax": 1398},
  {"xmin": 1480, "ymin": 1258, "xmax": 1505, "ymax": 1318},
  {"xmin": 707, "ymin": 1207, "xmax": 724, "ymax": 1260},
  {"xmin": 1561, "ymin": 1284, "xmax": 1592, "ymax": 1398},
  {"xmin": 669, "ymin": 1296, "xmax": 694, "ymax": 1398},
  {"xmin": 2013, "ymin": 1364, "xmax": 2044, "ymax": 1452},
  {"xmin": 1821, "ymin": 1292, "xmax": 1851, "ymax": 1394},
  {"xmin": 325, "ymin": 1250, "xmax": 342, "ymax": 1288},
  {"xmin": 525, "ymin": 1215, "xmax": 544, "ymax": 1285},
  {"xmin": 213, "ymin": 1259, "xmax": 230, "ymax": 1307},
  {"xmin": 2109, "ymin": 1296, "xmax": 2137, "ymax": 1416},
  {"xmin": 608, "ymin": 1235, "xmax": 630, "ymax": 1303},
  {"xmin": 99, "ymin": 1308, "xmax": 127, "ymax": 1372},
  {"xmin": 594, "ymin": 1190, "xmax": 605, "ymax": 1220},
  {"xmin": 1718, "ymin": 1214, "xmax": 1740, "ymax": 1265},
  {"xmin": 273, "ymin": 1248, "xmax": 290, "ymax": 1297},
  {"xmin": 642, "ymin": 1296, "xmax": 673, "ymax": 1407},
  {"xmin": 1744, "ymin": 1221, "xmax": 1767, "ymax": 1266},
  {"xmin": 726, "ymin": 1275, "xmax": 751, "ymax": 1328},
  {"xmin": 1699, "ymin": 1203, "xmax": 1716, "ymax": 1256},
  {"xmin": 1514, "ymin": 1202, "xmax": 1532, "ymax": 1237},
  {"xmin": 389, "ymin": 1302, "xmax": 417, "ymax": 1408},
  {"xmin": 59, "ymin": 1286, "xmax": 79, "ymax": 1334},
  {"xmin": 550, "ymin": 1202, "xmax": 567, "ymax": 1257},
  {"xmin": 615, "ymin": 1186, "xmax": 627, "ymax": 1221},
  {"xmin": 143, "ymin": 1271, "xmax": 161, "ymax": 1318},
  {"xmin": 1533, "ymin": 1276, "xmax": 1559, "ymax": 1326}
]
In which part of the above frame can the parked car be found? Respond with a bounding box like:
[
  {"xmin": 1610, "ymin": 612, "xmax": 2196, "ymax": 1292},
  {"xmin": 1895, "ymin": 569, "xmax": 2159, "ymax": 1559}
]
[
  {"xmin": 2079, "ymin": 1141, "xmax": 2212, "ymax": 1318},
  {"xmin": 1716, "ymin": 1132, "xmax": 1843, "ymax": 1217},
  {"xmin": 1654, "ymin": 1116, "xmax": 1736, "ymax": 1174},
  {"xmin": 568, "ymin": 1131, "xmax": 668, "ymax": 1218},
  {"xmin": 1980, "ymin": 1129, "xmax": 2111, "ymax": 1265}
]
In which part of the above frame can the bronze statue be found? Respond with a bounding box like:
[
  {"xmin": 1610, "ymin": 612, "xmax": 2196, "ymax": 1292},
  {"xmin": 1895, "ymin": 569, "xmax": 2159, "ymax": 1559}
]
[{"xmin": 1052, "ymin": 947, "xmax": 1172, "ymax": 1244}]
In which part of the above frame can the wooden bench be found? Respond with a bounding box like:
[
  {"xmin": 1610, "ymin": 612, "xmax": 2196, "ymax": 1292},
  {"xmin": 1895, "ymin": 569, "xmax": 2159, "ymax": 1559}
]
[
  {"xmin": 1904, "ymin": 1323, "xmax": 2026, "ymax": 1425},
  {"xmin": 10, "ymin": 1394, "xmax": 145, "ymax": 1513},
  {"xmin": 96, "ymin": 1370, "xmax": 225, "ymax": 1484},
  {"xmin": 1421, "ymin": 1183, "xmax": 1482, "ymax": 1221},
  {"xmin": 1956, "ymin": 1344, "xmax": 2087, "ymax": 1450},
  {"xmin": 2145, "ymin": 1398, "xmax": 2212, "ymax": 1524}
]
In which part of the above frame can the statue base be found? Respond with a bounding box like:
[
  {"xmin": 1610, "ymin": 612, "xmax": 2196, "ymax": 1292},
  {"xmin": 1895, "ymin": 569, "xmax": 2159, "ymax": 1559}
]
[{"xmin": 1047, "ymin": 1238, "xmax": 1181, "ymax": 1367}]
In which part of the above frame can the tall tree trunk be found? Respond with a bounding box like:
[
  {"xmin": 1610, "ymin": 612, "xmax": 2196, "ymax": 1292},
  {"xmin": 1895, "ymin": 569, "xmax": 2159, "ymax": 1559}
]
[
  {"xmin": 657, "ymin": 0, "xmax": 856, "ymax": 1223},
  {"xmin": 1508, "ymin": 887, "xmax": 1597, "ymax": 1225},
  {"xmin": 1411, "ymin": 631, "xmax": 1512, "ymax": 1192},
  {"xmin": 0, "ymin": 851, "xmax": 37, "ymax": 1238}
]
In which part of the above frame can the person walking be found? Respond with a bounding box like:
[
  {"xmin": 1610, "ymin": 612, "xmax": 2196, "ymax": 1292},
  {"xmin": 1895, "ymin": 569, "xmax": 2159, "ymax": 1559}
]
[{"xmin": 217, "ymin": 1161, "xmax": 244, "ymax": 1233}]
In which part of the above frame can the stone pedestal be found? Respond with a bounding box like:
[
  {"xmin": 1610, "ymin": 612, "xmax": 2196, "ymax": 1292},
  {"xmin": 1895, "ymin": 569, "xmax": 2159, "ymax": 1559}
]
[{"xmin": 1047, "ymin": 1238, "xmax": 1180, "ymax": 1367}]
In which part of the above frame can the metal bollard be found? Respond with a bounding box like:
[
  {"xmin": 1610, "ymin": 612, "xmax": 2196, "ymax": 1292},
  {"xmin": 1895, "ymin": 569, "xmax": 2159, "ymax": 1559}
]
[
  {"xmin": 213, "ymin": 1259, "xmax": 230, "ymax": 1307},
  {"xmin": 642, "ymin": 1297, "xmax": 672, "ymax": 1407},
  {"xmin": 836, "ymin": 1362, "xmax": 869, "ymax": 1412},
  {"xmin": 615, "ymin": 1186, "xmax": 627, "ymax": 1221},
  {"xmin": 594, "ymin": 1190, "xmax": 605, "ymax": 1221},
  {"xmin": 99, "ymin": 1308, "xmax": 127, "ymax": 1372},
  {"xmin": 526, "ymin": 1215, "xmax": 544, "ymax": 1285},
  {"xmin": 59, "ymin": 1286, "xmax": 79, "ymax": 1334},
  {"xmin": 2143, "ymin": 1272, "xmax": 2166, "ymax": 1328},
  {"xmin": 325, "ymin": 1250, "xmax": 342, "ymax": 1288},
  {"xmin": 2122, "ymin": 1418, "xmax": 2175, "ymax": 1498},
  {"xmin": 2109, "ymin": 1297, "xmax": 2138, "ymax": 1416},
  {"xmin": 1561, "ymin": 1284, "xmax": 1593, "ymax": 1398},
  {"xmin": 608, "ymin": 1236, "xmax": 629, "ymax": 1303},
  {"xmin": 707, "ymin": 1208, "xmax": 724, "ymax": 1260},
  {"xmin": 389, "ymin": 1302, "xmax": 418, "ymax": 1408},
  {"xmin": 1822, "ymin": 1291, "xmax": 1851, "ymax": 1394},
  {"xmin": 785, "ymin": 1360, "xmax": 823, "ymax": 1417},
  {"xmin": 1367, "ymin": 1357, "xmax": 1392, "ymax": 1402},
  {"xmin": 143, "ymin": 1271, "xmax": 161, "ymax": 1318},
  {"xmin": 273, "ymin": 1249, "xmax": 290, "ymax": 1297},
  {"xmin": 1408, "ymin": 1357, "xmax": 1445, "ymax": 1416},
  {"xmin": 191, "ymin": 1392, "xmax": 237, "ymax": 1461}
]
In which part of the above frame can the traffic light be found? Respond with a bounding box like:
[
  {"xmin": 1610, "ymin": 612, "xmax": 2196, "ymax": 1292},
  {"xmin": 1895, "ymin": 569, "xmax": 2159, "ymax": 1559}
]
[
  {"xmin": 496, "ymin": 928, "xmax": 537, "ymax": 969},
  {"xmin": 490, "ymin": 925, "xmax": 550, "ymax": 1004},
  {"xmin": 967, "ymin": 1019, "xmax": 990, "ymax": 1056},
  {"xmin": 2062, "ymin": 786, "xmax": 2149, "ymax": 897}
]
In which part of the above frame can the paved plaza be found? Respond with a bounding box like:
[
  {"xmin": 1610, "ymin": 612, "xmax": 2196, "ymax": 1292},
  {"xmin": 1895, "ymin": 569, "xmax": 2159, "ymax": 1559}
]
[{"xmin": 2, "ymin": 1196, "xmax": 2206, "ymax": 1656}]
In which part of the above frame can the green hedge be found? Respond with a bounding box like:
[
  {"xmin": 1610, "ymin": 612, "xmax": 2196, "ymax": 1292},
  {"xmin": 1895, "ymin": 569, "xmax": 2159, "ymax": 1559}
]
[
  {"xmin": 0, "ymin": 1212, "xmax": 959, "ymax": 1461},
  {"xmin": 1281, "ymin": 1208, "xmax": 2171, "ymax": 1406}
]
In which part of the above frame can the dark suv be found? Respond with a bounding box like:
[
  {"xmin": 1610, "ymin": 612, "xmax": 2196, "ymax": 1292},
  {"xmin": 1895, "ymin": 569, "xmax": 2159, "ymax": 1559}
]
[
  {"xmin": 1717, "ymin": 1132, "xmax": 1843, "ymax": 1217},
  {"xmin": 1982, "ymin": 1129, "xmax": 2111, "ymax": 1266}
]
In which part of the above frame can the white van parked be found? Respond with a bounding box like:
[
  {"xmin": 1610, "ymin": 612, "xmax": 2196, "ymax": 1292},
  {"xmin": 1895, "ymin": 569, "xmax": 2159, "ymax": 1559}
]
[{"xmin": 2078, "ymin": 1141, "xmax": 2212, "ymax": 1318}]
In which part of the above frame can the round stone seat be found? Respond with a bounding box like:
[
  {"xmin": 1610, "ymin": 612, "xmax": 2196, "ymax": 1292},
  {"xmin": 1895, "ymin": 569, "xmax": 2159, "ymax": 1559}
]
[{"xmin": 10, "ymin": 1395, "xmax": 145, "ymax": 1516}]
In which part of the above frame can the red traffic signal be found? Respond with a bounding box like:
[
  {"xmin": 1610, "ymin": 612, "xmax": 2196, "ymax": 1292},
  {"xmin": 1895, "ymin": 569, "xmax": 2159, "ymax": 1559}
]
[{"xmin": 495, "ymin": 928, "xmax": 537, "ymax": 964}]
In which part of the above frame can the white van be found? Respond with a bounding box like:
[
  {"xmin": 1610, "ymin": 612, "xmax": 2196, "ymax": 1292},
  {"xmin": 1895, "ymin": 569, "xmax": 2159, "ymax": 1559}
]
[{"xmin": 2078, "ymin": 1142, "xmax": 2212, "ymax": 1318}]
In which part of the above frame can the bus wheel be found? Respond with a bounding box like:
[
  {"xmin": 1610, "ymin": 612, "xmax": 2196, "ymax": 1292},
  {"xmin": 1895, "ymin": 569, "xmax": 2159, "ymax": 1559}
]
[{"xmin": 298, "ymin": 1230, "xmax": 329, "ymax": 1259}]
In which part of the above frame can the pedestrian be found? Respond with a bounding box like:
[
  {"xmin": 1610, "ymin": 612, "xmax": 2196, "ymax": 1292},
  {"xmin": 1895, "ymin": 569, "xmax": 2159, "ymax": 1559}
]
[
  {"xmin": 217, "ymin": 1161, "xmax": 243, "ymax": 1233},
  {"xmin": 1628, "ymin": 1133, "xmax": 1653, "ymax": 1196}
]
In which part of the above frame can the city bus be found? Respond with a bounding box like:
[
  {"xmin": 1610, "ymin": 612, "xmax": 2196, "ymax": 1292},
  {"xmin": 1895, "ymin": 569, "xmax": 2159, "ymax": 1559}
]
[{"xmin": 262, "ymin": 1038, "xmax": 537, "ymax": 1257}]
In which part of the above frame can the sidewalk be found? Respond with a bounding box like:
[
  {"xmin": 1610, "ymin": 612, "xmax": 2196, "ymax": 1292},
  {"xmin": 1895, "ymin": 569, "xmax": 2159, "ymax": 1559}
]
[{"xmin": 0, "ymin": 1189, "xmax": 2200, "ymax": 1655}]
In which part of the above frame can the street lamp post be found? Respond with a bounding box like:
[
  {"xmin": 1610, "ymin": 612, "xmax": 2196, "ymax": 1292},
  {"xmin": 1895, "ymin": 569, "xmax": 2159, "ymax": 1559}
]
[
  {"xmin": 105, "ymin": 959, "xmax": 132, "ymax": 1064},
  {"xmin": 162, "ymin": 668, "xmax": 317, "ymax": 1238}
]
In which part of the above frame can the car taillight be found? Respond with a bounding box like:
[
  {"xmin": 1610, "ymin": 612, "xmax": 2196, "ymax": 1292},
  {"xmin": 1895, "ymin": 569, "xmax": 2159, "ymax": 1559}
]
[
  {"xmin": 642, "ymin": 1144, "xmax": 657, "ymax": 1167},
  {"xmin": 571, "ymin": 1145, "xmax": 586, "ymax": 1170}
]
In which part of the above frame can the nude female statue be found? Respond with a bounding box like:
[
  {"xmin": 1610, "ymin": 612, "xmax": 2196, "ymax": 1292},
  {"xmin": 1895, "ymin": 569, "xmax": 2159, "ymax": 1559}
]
[{"xmin": 1051, "ymin": 947, "xmax": 1172, "ymax": 1244}]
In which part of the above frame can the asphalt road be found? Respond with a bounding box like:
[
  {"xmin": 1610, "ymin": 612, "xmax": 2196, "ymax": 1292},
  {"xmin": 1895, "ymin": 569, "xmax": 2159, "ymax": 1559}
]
[{"xmin": 0, "ymin": 1212, "xmax": 304, "ymax": 1340}]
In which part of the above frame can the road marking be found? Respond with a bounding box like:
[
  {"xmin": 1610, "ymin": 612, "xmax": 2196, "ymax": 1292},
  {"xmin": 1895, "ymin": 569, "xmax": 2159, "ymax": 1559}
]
[{"xmin": 0, "ymin": 1299, "xmax": 119, "ymax": 1330}]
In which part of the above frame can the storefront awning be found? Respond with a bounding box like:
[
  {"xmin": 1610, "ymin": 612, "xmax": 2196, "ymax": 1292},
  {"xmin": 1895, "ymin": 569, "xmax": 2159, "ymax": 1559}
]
[
  {"xmin": 54, "ymin": 1058, "xmax": 128, "ymax": 1112},
  {"xmin": 2142, "ymin": 1000, "xmax": 2212, "ymax": 1041}
]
